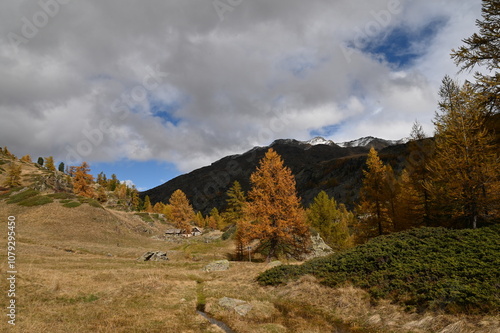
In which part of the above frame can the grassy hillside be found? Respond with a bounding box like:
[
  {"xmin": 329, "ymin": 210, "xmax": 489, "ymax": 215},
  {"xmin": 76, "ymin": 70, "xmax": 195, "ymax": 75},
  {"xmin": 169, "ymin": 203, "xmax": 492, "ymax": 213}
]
[{"xmin": 258, "ymin": 226, "xmax": 500, "ymax": 315}]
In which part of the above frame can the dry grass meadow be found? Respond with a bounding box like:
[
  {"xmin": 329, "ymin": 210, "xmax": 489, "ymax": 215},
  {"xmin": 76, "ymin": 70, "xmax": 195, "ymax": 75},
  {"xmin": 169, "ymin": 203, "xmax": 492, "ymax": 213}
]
[{"xmin": 0, "ymin": 199, "xmax": 499, "ymax": 333}]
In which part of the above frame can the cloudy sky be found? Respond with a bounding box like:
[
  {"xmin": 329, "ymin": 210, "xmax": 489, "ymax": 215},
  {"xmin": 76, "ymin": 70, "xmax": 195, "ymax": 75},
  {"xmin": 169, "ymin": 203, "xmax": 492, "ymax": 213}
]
[{"xmin": 0, "ymin": 0, "xmax": 481, "ymax": 190}]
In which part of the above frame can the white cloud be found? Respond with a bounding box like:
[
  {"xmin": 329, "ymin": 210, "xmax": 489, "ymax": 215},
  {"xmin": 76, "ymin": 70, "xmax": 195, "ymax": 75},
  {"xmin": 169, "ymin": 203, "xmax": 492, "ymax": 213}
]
[{"xmin": 0, "ymin": 0, "xmax": 483, "ymax": 172}]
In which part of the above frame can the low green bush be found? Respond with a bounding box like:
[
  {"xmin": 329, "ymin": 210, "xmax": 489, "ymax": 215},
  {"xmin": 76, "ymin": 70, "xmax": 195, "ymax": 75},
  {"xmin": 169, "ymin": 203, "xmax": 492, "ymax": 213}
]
[
  {"xmin": 17, "ymin": 195, "xmax": 53, "ymax": 207},
  {"xmin": 6, "ymin": 189, "xmax": 39, "ymax": 204},
  {"xmin": 258, "ymin": 226, "xmax": 500, "ymax": 314},
  {"xmin": 63, "ymin": 201, "xmax": 81, "ymax": 208}
]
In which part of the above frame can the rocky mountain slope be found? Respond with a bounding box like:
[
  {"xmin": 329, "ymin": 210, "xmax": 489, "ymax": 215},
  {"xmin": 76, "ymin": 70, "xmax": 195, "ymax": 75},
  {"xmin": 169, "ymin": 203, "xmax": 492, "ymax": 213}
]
[{"xmin": 142, "ymin": 136, "xmax": 412, "ymax": 213}]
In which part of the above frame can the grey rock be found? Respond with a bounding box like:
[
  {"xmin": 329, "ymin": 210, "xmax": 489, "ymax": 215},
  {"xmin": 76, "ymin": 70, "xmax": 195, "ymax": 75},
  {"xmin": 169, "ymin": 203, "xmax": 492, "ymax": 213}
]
[
  {"xmin": 203, "ymin": 259, "xmax": 230, "ymax": 272},
  {"xmin": 137, "ymin": 251, "xmax": 169, "ymax": 261},
  {"xmin": 300, "ymin": 234, "xmax": 333, "ymax": 260},
  {"xmin": 219, "ymin": 297, "xmax": 253, "ymax": 316}
]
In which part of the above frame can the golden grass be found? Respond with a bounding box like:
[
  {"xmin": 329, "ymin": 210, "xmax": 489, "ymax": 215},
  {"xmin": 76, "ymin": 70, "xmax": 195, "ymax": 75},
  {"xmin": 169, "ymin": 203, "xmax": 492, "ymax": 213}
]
[{"xmin": 0, "ymin": 201, "xmax": 498, "ymax": 332}]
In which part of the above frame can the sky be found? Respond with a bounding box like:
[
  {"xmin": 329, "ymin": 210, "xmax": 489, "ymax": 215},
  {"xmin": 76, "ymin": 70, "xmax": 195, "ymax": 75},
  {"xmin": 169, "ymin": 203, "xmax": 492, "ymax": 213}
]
[{"xmin": 0, "ymin": 0, "xmax": 482, "ymax": 190}]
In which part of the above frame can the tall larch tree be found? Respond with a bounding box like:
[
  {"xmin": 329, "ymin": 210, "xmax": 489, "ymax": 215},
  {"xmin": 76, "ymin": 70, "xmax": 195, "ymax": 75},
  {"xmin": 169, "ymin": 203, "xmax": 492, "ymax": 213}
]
[
  {"xmin": 245, "ymin": 148, "xmax": 310, "ymax": 261},
  {"xmin": 428, "ymin": 77, "xmax": 499, "ymax": 228},
  {"xmin": 395, "ymin": 169, "xmax": 425, "ymax": 230},
  {"xmin": 406, "ymin": 121, "xmax": 433, "ymax": 226},
  {"xmin": 73, "ymin": 162, "xmax": 95, "ymax": 198},
  {"xmin": 2, "ymin": 163, "xmax": 22, "ymax": 188},
  {"xmin": 169, "ymin": 189, "xmax": 195, "ymax": 233},
  {"xmin": 451, "ymin": 0, "xmax": 500, "ymax": 114},
  {"xmin": 359, "ymin": 147, "xmax": 391, "ymax": 237},
  {"xmin": 143, "ymin": 195, "xmax": 153, "ymax": 213}
]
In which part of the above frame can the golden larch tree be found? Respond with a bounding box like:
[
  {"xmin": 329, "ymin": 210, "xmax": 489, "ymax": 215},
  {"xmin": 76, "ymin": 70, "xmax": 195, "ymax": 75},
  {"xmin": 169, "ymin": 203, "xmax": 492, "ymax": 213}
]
[
  {"xmin": 143, "ymin": 195, "xmax": 153, "ymax": 213},
  {"xmin": 395, "ymin": 169, "xmax": 425, "ymax": 230},
  {"xmin": 405, "ymin": 121, "xmax": 434, "ymax": 226},
  {"xmin": 169, "ymin": 189, "xmax": 195, "ymax": 233},
  {"xmin": 45, "ymin": 156, "xmax": 56, "ymax": 172},
  {"xmin": 72, "ymin": 162, "xmax": 95, "ymax": 198},
  {"xmin": 359, "ymin": 147, "xmax": 391, "ymax": 237},
  {"xmin": 428, "ymin": 78, "xmax": 500, "ymax": 228},
  {"xmin": 245, "ymin": 148, "xmax": 310, "ymax": 261},
  {"xmin": 2, "ymin": 163, "xmax": 22, "ymax": 188}
]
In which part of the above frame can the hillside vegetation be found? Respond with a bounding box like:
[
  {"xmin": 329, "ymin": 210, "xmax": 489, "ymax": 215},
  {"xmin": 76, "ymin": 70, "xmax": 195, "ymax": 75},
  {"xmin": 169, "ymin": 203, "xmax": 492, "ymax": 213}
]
[{"xmin": 258, "ymin": 226, "xmax": 500, "ymax": 315}]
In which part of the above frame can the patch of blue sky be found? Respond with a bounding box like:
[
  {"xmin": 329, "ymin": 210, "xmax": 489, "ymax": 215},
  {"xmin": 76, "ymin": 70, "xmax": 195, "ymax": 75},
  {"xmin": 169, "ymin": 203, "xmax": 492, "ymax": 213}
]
[
  {"xmin": 362, "ymin": 17, "xmax": 447, "ymax": 68},
  {"xmin": 149, "ymin": 97, "xmax": 183, "ymax": 126},
  {"xmin": 310, "ymin": 123, "xmax": 343, "ymax": 138},
  {"xmin": 91, "ymin": 159, "xmax": 180, "ymax": 192}
]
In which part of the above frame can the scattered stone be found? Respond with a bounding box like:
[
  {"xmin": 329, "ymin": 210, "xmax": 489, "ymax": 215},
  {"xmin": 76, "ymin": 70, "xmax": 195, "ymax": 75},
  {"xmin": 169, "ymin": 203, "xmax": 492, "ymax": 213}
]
[
  {"xmin": 219, "ymin": 297, "xmax": 253, "ymax": 316},
  {"xmin": 203, "ymin": 259, "xmax": 229, "ymax": 272},
  {"xmin": 137, "ymin": 251, "xmax": 169, "ymax": 261},
  {"xmin": 267, "ymin": 260, "xmax": 282, "ymax": 268}
]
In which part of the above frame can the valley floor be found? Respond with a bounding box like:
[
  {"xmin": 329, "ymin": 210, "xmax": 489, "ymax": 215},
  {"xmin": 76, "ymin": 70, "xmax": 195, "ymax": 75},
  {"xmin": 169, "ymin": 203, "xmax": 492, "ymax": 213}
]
[{"xmin": 0, "ymin": 202, "xmax": 498, "ymax": 332}]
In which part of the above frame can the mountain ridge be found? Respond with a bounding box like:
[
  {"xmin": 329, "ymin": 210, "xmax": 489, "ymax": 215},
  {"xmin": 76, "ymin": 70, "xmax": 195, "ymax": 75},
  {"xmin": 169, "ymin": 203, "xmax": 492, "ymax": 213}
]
[{"xmin": 142, "ymin": 135, "xmax": 411, "ymax": 213}]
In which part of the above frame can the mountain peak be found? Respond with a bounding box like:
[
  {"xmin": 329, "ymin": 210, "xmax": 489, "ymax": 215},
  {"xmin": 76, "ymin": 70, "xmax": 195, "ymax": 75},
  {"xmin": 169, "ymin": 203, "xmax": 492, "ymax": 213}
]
[{"xmin": 304, "ymin": 137, "xmax": 335, "ymax": 146}]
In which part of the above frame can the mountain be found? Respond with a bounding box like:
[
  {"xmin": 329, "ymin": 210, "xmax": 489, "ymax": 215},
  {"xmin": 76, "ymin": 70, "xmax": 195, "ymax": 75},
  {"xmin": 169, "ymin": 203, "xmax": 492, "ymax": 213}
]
[{"xmin": 142, "ymin": 136, "xmax": 411, "ymax": 214}]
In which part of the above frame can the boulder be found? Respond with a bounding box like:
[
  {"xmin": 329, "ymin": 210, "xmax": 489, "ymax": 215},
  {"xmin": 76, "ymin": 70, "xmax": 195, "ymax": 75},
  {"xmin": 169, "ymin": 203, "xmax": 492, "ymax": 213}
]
[
  {"xmin": 299, "ymin": 234, "xmax": 333, "ymax": 260},
  {"xmin": 219, "ymin": 297, "xmax": 253, "ymax": 316},
  {"xmin": 137, "ymin": 251, "xmax": 169, "ymax": 261},
  {"xmin": 203, "ymin": 259, "xmax": 230, "ymax": 272}
]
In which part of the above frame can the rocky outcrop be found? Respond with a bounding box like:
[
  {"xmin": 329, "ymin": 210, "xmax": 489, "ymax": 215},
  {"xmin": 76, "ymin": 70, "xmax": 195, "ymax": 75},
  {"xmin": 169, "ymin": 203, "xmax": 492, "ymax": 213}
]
[
  {"xmin": 300, "ymin": 234, "xmax": 334, "ymax": 260},
  {"xmin": 137, "ymin": 251, "xmax": 169, "ymax": 261}
]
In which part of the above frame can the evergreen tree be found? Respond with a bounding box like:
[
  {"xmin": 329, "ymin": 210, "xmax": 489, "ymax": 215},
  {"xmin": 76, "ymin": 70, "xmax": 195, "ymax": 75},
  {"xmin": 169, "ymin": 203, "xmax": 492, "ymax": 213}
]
[
  {"xmin": 169, "ymin": 189, "xmax": 195, "ymax": 233},
  {"xmin": 72, "ymin": 162, "xmax": 95, "ymax": 198},
  {"xmin": 306, "ymin": 191, "xmax": 354, "ymax": 250},
  {"xmin": 58, "ymin": 162, "xmax": 65, "ymax": 173},
  {"xmin": 37, "ymin": 157, "xmax": 44, "ymax": 167},
  {"xmin": 224, "ymin": 181, "xmax": 247, "ymax": 225},
  {"xmin": 45, "ymin": 156, "xmax": 56, "ymax": 172},
  {"xmin": 245, "ymin": 148, "xmax": 310, "ymax": 261},
  {"xmin": 2, "ymin": 163, "xmax": 22, "ymax": 188},
  {"xmin": 451, "ymin": 0, "xmax": 500, "ymax": 114},
  {"xmin": 428, "ymin": 78, "xmax": 500, "ymax": 228}
]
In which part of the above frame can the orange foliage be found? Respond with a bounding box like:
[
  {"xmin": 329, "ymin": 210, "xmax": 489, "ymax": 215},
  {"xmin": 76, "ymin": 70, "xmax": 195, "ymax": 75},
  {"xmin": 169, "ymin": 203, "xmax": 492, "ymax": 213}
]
[{"xmin": 244, "ymin": 148, "xmax": 309, "ymax": 261}]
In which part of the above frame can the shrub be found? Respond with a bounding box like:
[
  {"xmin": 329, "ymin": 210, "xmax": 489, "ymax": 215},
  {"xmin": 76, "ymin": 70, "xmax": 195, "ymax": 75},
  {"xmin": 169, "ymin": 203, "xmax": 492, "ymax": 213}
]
[
  {"xmin": 63, "ymin": 201, "xmax": 81, "ymax": 208},
  {"xmin": 258, "ymin": 226, "xmax": 500, "ymax": 314},
  {"xmin": 18, "ymin": 195, "xmax": 53, "ymax": 207},
  {"xmin": 7, "ymin": 189, "xmax": 40, "ymax": 204}
]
